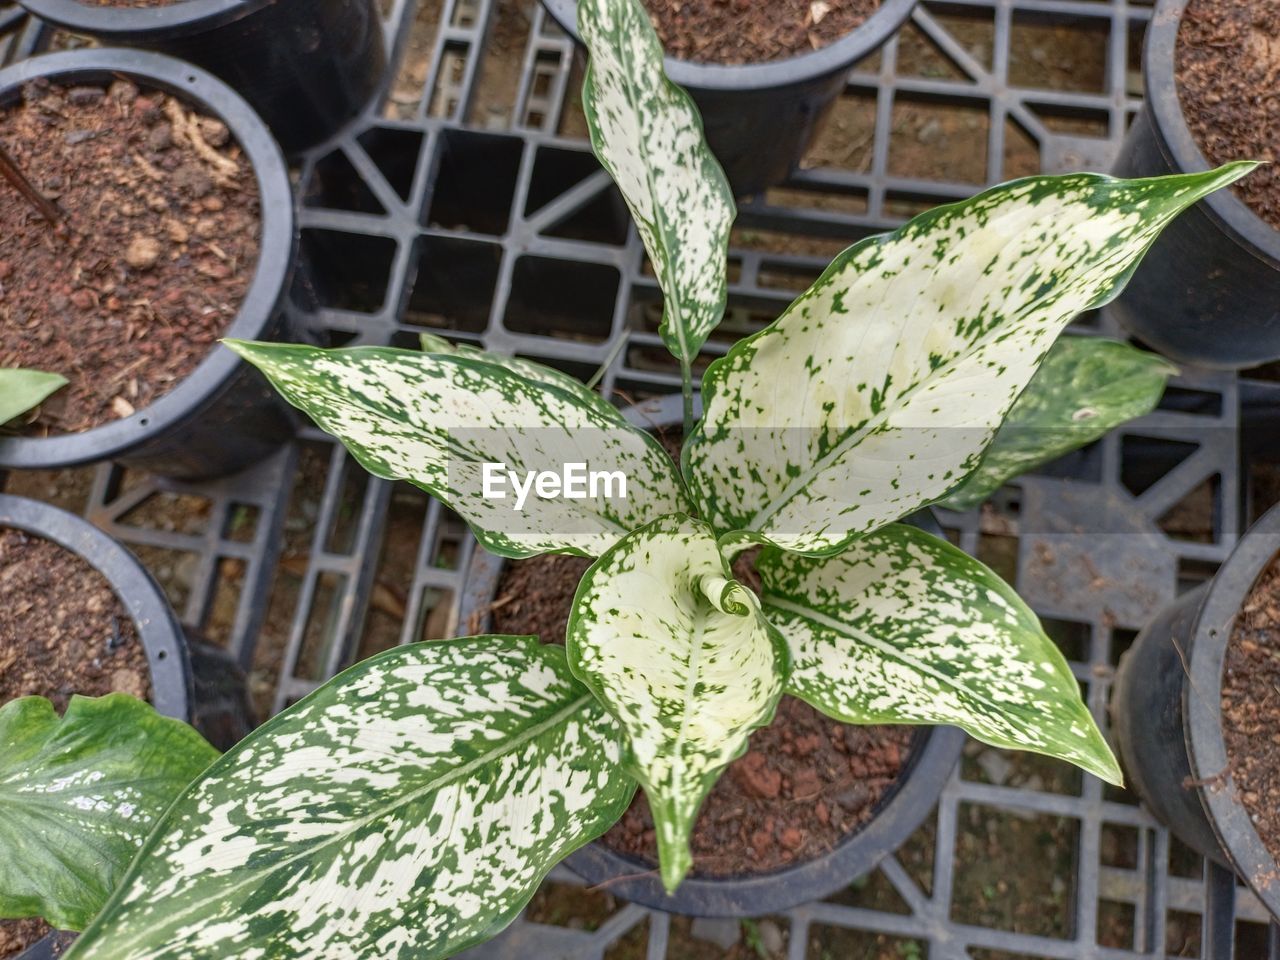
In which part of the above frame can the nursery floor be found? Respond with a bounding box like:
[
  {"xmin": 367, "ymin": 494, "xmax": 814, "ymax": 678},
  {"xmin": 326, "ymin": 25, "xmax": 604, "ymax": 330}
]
[{"xmin": 5, "ymin": 0, "xmax": 1280, "ymax": 957}]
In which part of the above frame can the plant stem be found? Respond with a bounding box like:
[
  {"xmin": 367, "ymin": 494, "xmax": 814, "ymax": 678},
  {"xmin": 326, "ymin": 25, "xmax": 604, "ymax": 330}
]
[
  {"xmin": 586, "ymin": 330, "xmax": 630, "ymax": 391},
  {"xmin": 0, "ymin": 142, "xmax": 64, "ymax": 228},
  {"xmin": 681, "ymin": 357, "xmax": 695, "ymax": 438}
]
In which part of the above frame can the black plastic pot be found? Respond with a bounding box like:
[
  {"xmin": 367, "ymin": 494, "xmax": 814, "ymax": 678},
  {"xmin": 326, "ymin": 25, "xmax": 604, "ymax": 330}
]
[
  {"xmin": 539, "ymin": 0, "xmax": 918, "ymax": 197},
  {"xmin": 0, "ymin": 492, "xmax": 192, "ymax": 718},
  {"xmin": 17, "ymin": 0, "xmax": 385, "ymax": 155},
  {"xmin": 1113, "ymin": 502, "xmax": 1280, "ymax": 920},
  {"xmin": 0, "ymin": 49, "xmax": 297, "ymax": 481},
  {"xmin": 1109, "ymin": 0, "xmax": 1280, "ymax": 369},
  {"xmin": 457, "ymin": 393, "xmax": 964, "ymax": 917},
  {"xmin": 1, "ymin": 493, "xmax": 252, "ymax": 960}
]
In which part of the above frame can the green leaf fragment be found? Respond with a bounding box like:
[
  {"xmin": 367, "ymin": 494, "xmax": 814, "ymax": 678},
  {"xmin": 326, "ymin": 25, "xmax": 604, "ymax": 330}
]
[
  {"xmin": 578, "ymin": 0, "xmax": 736, "ymax": 371},
  {"xmin": 941, "ymin": 336, "xmax": 1177, "ymax": 511},
  {"xmin": 66, "ymin": 637, "xmax": 635, "ymax": 960},
  {"xmin": 0, "ymin": 368, "xmax": 68, "ymax": 425},
  {"xmin": 686, "ymin": 164, "xmax": 1257, "ymax": 556},
  {"xmin": 758, "ymin": 524, "xmax": 1121, "ymax": 785},
  {"xmin": 0, "ymin": 695, "xmax": 218, "ymax": 931},
  {"xmin": 225, "ymin": 340, "xmax": 690, "ymax": 559},
  {"xmin": 566, "ymin": 513, "xmax": 788, "ymax": 891}
]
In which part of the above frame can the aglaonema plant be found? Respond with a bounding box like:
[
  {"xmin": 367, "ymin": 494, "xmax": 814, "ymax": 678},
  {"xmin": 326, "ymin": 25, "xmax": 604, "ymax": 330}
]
[{"xmin": 0, "ymin": 0, "xmax": 1253, "ymax": 953}]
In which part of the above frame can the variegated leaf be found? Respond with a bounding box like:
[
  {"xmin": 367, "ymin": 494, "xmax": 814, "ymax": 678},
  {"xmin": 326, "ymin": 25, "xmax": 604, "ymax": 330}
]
[
  {"xmin": 942, "ymin": 336, "xmax": 1177, "ymax": 511},
  {"xmin": 567, "ymin": 514, "xmax": 787, "ymax": 891},
  {"xmin": 417, "ymin": 334, "xmax": 627, "ymax": 424},
  {"xmin": 0, "ymin": 368, "xmax": 67, "ymax": 424},
  {"xmin": 226, "ymin": 341, "xmax": 689, "ymax": 558},
  {"xmin": 579, "ymin": 0, "xmax": 735, "ymax": 372},
  {"xmin": 758, "ymin": 524, "xmax": 1121, "ymax": 784},
  {"xmin": 686, "ymin": 164, "xmax": 1255, "ymax": 555},
  {"xmin": 0, "ymin": 694, "xmax": 218, "ymax": 931},
  {"xmin": 66, "ymin": 637, "xmax": 635, "ymax": 960}
]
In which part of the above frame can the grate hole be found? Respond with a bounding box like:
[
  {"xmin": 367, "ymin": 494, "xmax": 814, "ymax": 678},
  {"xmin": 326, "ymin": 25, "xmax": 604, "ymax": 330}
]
[
  {"xmin": 304, "ymin": 149, "xmax": 384, "ymax": 214},
  {"xmin": 426, "ymin": 129, "xmax": 523, "ymax": 234},
  {"xmin": 1120, "ymin": 435, "xmax": 1199, "ymax": 496},
  {"xmin": 1009, "ymin": 12, "xmax": 1110, "ymax": 94},
  {"xmin": 404, "ymin": 235, "xmax": 502, "ymax": 333},
  {"xmin": 296, "ymin": 229, "xmax": 398, "ymax": 313},
  {"xmin": 1097, "ymin": 898, "xmax": 1136, "ymax": 949},
  {"xmin": 357, "ymin": 126, "xmax": 425, "ymax": 201},
  {"xmin": 951, "ymin": 802, "xmax": 1079, "ymax": 939},
  {"xmin": 505, "ymin": 256, "xmax": 619, "ymax": 343},
  {"xmin": 889, "ymin": 94, "xmax": 990, "ymax": 185},
  {"xmin": 1166, "ymin": 908, "xmax": 1203, "ymax": 958}
]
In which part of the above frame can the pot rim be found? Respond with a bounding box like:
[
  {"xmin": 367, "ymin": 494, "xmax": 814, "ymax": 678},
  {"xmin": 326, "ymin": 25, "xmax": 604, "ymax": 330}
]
[
  {"xmin": 539, "ymin": 0, "xmax": 919, "ymax": 92},
  {"xmin": 1144, "ymin": 0, "xmax": 1280, "ymax": 268},
  {"xmin": 16, "ymin": 0, "xmax": 272, "ymax": 39},
  {"xmin": 456, "ymin": 392, "xmax": 963, "ymax": 917},
  {"xmin": 1186, "ymin": 501, "xmax": 1280, "ymax": 919},
  {"xmin": 0, "ymin": 493, "xmax": 191, "ymax": 721},
  {"xmin": 0, "ymin": 48, "xmax": 294, "ymax": 472}
]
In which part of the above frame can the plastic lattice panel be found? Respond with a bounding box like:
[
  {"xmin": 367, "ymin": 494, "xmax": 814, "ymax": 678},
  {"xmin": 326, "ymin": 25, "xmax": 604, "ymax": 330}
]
[{"xmin": 7, "ymin": 0, "xmax": 1280, "ymax": 957}]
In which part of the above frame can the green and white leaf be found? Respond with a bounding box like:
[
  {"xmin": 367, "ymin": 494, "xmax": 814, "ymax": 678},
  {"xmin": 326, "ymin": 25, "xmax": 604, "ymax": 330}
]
[
  {"xmin": 0, "ymin": 694, "xmax": 218, "ymax": 931},
  {"xmin": 567, "ymin": 513, "xmax": 787, "ymax": 891},
  {"xmin": 579, "ymin": 0, "xmax": 735, "ymax": 369},
  {"xmin": 67, "ymin": 637, "xmax": 635, "ymax": 960},
  {"xmin": 0, "ymin": 368, "xmax": 67, "ymax": 424},
  {"xmin": 226, "ymin": 341, "xmax": 689, "ymax": 559},
  {"xmin": 942, "ymin": 336, "xmax": 1177, "ymax": 511},
  {"xmin": 417, "ymin": 333, "xmax": 627, "ymax": 424},
  {"xmin": 758, "ymin": 523, "xmax": 1121, "ymax": 784},
  {"xmin": 686, "ymin": 164, "xmax": 1255, "ymax": 556}
]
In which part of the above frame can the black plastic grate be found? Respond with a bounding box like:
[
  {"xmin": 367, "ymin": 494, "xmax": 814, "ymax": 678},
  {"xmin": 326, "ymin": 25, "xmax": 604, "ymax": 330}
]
[{"xmin": 5, "ymin": 0, "xmax": 1280, "ymax": 956}]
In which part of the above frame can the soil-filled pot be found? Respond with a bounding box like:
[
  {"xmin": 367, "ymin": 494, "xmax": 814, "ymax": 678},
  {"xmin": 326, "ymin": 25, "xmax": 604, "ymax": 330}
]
[
  {"xmin": 16, "ymin": 0, "xmax": 385, "ymax": 154},
  {"xmin": 0, "ymin": 493, "xmax": 189, "ymax": 960},
  {"xmin": 0, "ymin": 494, "xmax": 254, "ymax": 958},
  {"xmin": 540, "ymin": 0, "xmax": 917, "ymax": 197},
  {"xmin": 1113, "ymin": 501, "xmax": 1280, "ymax": 920},
  {"xmin": 0, "ymin": 49, "xmax": 296, "ymax": 480},
  {"xmin": 1109, "ymin": 0, "xmax": 1280, "ymax": 369},
  {"xmin": 457, "ymin": 393, "xmax": 964, "ymax": 917}
]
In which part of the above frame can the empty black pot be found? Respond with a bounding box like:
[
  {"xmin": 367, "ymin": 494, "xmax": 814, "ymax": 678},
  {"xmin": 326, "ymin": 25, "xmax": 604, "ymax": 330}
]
[
  {"xmin": 0, "ymin": 49, "xmax": 297, "ymax": 480},
  {"xmin": 1113, "ymin": 501, "xmax": 1280, "ymax": 920},
  {"xmin": 1109, "ymin": 0, "xmax": 1280, "ymax": 369},
  {"xmin": 456, "ymin": 392, "xmax": 964, "ymax": 917},
  {"xmin": 18, "ymin": 0, "xmax": 385, "ymax": 154},
  {"xmin": 539, "ymin": 0, "xmax": 917, "ymax": 197}
]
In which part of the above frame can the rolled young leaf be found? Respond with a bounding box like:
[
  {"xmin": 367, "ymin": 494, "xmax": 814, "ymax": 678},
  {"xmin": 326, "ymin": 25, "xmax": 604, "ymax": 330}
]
[
  {"xmin": 226, "ymin": 341, "xmax": 690, "ymax": 558},
  {"xmin": 0, "ymin": 694, "xmax": 218, "ymax": 931},
  {"xmin": 66, "ymin": 637, "xmax": 635, "ymax": 960},
  {"xmin": 566, "ymin": 514, "xmax": 788, "ymax": 891},
  {"xmin": 686, "ymin": 164, "xmax": 1256, "ymax": 556},
  {"xmin": 758, "ymin": 524, "xmax": 1121, "ymax": 785},
  {"xmin": 941, "ymin": 336, "xmax": 1177, "ymax": 511},
  {"xmin": 578, "ymin": 0, "xmax": 735, "ymax": 374},
  {"xmin": 0, "ymin": 368, "xmax": 67, "ymax": 425}
]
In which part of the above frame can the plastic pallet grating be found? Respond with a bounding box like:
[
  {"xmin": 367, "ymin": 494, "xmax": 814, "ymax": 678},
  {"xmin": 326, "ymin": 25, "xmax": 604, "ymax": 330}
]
[{"xmin": 5, "ymin": 0, "xmax": 1280, "ymax": 957}]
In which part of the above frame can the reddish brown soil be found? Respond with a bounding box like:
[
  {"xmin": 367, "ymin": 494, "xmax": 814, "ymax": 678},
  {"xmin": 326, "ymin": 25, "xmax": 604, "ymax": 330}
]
[
  {"xmin": 0, "ymin": 920, "xmax": 72, "ymax": 960},
  {"xmin": 0, "ymin": 78, "xmax": 260, "ymax": 436},
  {"xmin": 645, "ymin": 0, "xmax": 881, "ymax": 65},
  {"xmin": 490, "ymin": 551, "xmax": 912, "ymax": 877},
  {"xmin": 1176, "ymin": 0, "xmax": 1280, "ymax": 229},
  {"xmin": 1222, "ymin": 551, "xmax": 1280, "ymax": 867},
  {"xmin": 0, "ymin": 528, "xmax": 153, "ymax": 958},
  {"xmin": 0, "ymin": 528, "xmax": 152, "ymax": 710}
]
